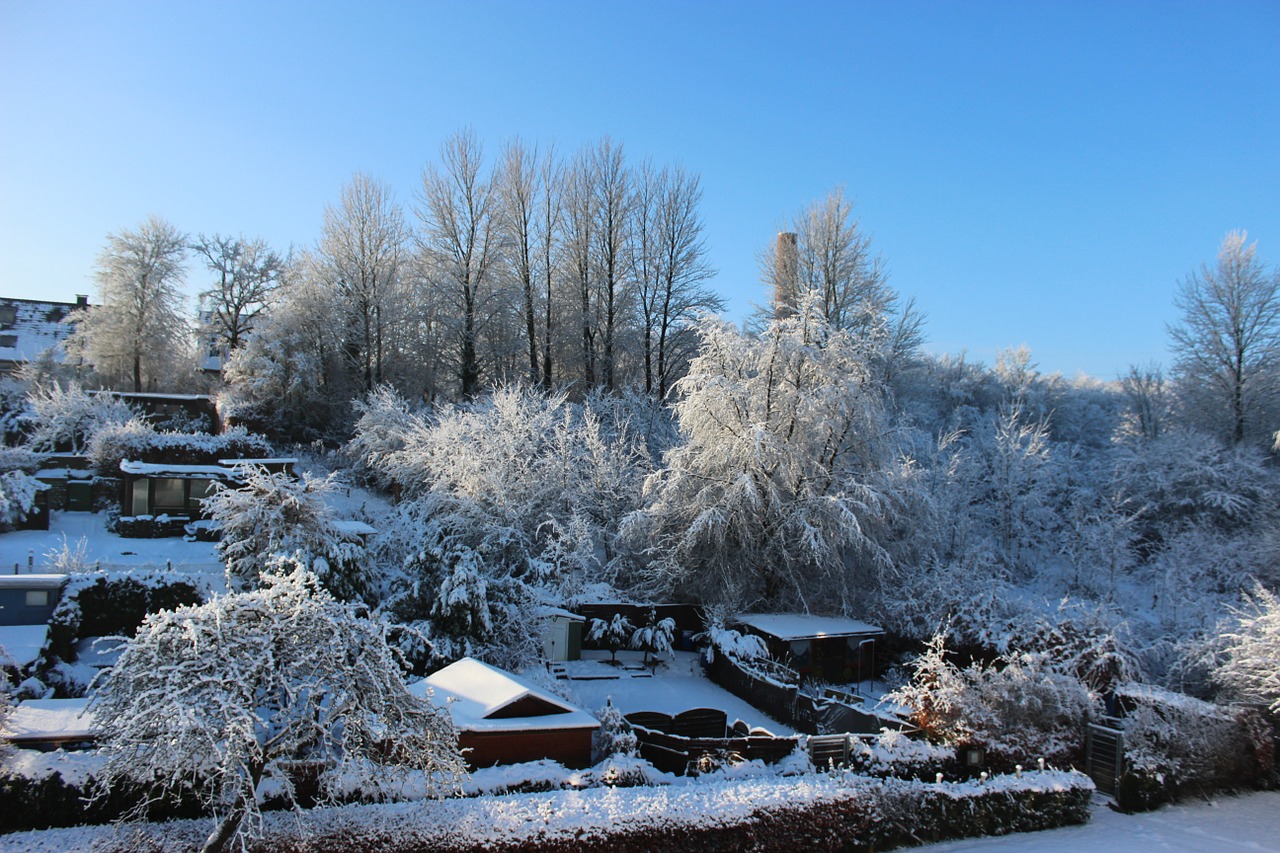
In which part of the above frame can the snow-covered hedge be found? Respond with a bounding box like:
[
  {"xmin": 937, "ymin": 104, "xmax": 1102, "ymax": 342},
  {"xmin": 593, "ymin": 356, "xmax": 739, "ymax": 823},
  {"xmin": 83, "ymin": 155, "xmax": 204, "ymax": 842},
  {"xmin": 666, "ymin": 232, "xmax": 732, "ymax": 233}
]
[
  {"xmin": 1116, "ymin": 682, "xmax": 1277, "ymax": 811},
  {"xmin": 0, "ymin": 767, "xmax": 1095, "ymax": 851},
  {"xmin": 88, "ymin": 421, "xmax": 272, "ymax": 476}
]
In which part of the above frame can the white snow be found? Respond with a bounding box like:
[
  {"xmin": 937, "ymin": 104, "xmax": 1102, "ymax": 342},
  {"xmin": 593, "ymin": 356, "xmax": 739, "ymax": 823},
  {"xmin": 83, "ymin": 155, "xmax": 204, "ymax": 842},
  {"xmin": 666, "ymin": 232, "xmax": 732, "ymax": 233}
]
[
  {"xmin": 7, "ymin": 698, "xmax": 94, "ymax": 742},
  {"xmin": 736, "ymin": 612, "xmax": 883, "ymax": 640},
  {"xmin": 0, "ymin": 573, "xmax": 67, "ymax": 589},
  {"xmin": 0, "ymin": 624, "xmax": 49, "ymax": 666}
]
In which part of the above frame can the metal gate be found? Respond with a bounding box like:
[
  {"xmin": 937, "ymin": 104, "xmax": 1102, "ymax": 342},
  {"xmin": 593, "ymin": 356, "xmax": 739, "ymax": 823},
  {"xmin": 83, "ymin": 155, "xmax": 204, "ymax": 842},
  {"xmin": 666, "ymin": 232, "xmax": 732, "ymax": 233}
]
[{"xmin": 1085, "ymin": 720, "xmax": 1124, "ymax": 796}]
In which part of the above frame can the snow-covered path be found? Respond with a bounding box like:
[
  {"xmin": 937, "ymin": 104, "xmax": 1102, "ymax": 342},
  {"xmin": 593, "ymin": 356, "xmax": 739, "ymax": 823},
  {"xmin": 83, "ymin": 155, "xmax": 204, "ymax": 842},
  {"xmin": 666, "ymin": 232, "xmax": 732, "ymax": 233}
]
[{"xmin": 923, "ymin": 790, "xmax": 1280, "ymax": 853}]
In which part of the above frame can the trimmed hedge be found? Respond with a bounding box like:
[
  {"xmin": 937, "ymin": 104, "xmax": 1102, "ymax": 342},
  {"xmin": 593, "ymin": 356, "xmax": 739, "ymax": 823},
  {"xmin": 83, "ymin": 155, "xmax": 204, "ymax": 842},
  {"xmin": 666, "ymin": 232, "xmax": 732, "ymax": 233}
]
[{"xmin": 47, "ymin": 573, "xmax": 205, "ymax": 663}]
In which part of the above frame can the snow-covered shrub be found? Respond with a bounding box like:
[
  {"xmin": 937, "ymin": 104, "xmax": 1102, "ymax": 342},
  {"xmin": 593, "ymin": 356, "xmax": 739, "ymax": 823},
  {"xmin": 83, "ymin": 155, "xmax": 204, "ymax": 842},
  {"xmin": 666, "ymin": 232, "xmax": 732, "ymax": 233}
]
[
  {"xmin": 91, "ymin": 563, "xmax": 467, "ymax": 853},
  {"xmin": 88, "ymin": 420, "xmax": 272, "ymax": 476},
  {"xmin": 41, "ymin": 534, "xmax": 95, "ymax": 575},
  {"xmin": 697, "ymin": 607, "xmax": 770, "ymax": 661},
  {"xmin": 586, "ymin": 612, "xmax": 635, "ymax": 663},
  {"xmin": 631, "ymin": 607, "xmax": 676, "ymax": 671},
  {"xmin": 1213, "ymin": 582, "xmax": 1280, "ymax": 714},
  {"xmin": 888, "ymin": 631, "xmax": 1094, "ymax": 768},
  {"xmin": 23, "ymin": 383, "xmax": 134, "ymax": 454},
  {"xmin": 592, "ymin": 699, "xmax": 638, "ymax": 762},
  {"xmin": 46, "ymin": 570, "xmax": 204, "ymax": 663},
  {"xmin": 0, "ymin": 469, "xmax": 41, "ymax": 532},
  {"xmin": 203, "ymin": 465, "xmax": 368, "ymax": 599},
  {"xmin": 1116, "ymin": 682, "xmax": 1272, "ymax": 811},
  {"xmin": 347, "ymin": 384, "xmax": 417, "ymax": 490}
]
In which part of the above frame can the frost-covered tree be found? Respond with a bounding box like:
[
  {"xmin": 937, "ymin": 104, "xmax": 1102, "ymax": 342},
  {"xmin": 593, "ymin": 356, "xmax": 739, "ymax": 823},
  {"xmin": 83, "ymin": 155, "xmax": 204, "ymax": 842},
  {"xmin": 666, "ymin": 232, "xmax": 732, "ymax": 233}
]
[
  {"xmin": 91, "ymin": 564, "xmax": 466, "ymax": 853},
  {"xmin": 631, "ymin": 607, "xmax": 675, "ymax": 672},
  {"xmin": 66, "ymin": 216, "xmax": 191, "ymax": 391},
  {"xmin": 587, "ymin": 612, "xmax": 635, "ymax": 664},
  {"xmin": 203, "ymin": 466, "xmax": 368, "ymax": 599},
  {"xmin": 191, "ymin": 233, "xmax": 286, "ymax": 354},
  {"xmin": 627, "ymin": 294, "xmax": 892, "ymax": 612},
  {"xmin": 1169, "ymin": 231, "xmax": 1280, "ymax": 447},
  {"xmin": 1213, "ymin": 583, "xmax": 1280, "ymax": 714},
  {"xmin": 23, "ymin": 383, "xmax": 135, "ymax": 454},
  {"xmin": 347, "ymin": 384, "xmax": 418, "ymax": 490}
]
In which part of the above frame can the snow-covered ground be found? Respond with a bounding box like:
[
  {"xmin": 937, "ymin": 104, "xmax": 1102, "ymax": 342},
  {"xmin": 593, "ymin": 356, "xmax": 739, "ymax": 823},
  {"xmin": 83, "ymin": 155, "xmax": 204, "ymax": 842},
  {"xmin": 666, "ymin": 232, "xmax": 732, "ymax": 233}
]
[
  {"xmin": 562, "ymin": 649, "xmax": 797, "ymax": 734},
  {"xmin": 926, "ymin": 791, "xmax": 1280, "ymax": 853}
]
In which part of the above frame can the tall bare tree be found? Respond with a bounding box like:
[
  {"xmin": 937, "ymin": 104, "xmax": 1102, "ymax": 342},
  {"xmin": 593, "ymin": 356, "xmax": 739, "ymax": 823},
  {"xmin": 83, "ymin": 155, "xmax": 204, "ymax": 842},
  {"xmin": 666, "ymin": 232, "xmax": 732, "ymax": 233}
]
[
  {"xmin": 191, "ymin": 234, "xmax": 286, "ymax": 354},
  {"xmin": 68, "ymin": 215, "xmax": 190, "ymax": 391},
  {"xmin": 418, "ymin": 129, "xmax": 496, "ymax": 398},
  {"xmin": 1169, "ymin": 230, "xmax": 1280, "ymax": 446},
  {"xmin": 320, "ymin": 173, "xmax": 408, "ymax": 393},
  {"xmin": 564, "ymin": 148, "xmax": 598, "ymax": 387},
  {"xmin": 497, "ymin": 138, "xmax": 542, "ymax": 384},
  {"xmin": 536, "ymin": 148, "xmax": 564, "ymax": 388},
  {"xmin": 633, "ymin": 162, "xmax": 721, "ymax": 399},
  {"xmin": 591, "ymin": 137, "xmax": 632, "ymax": 391}
]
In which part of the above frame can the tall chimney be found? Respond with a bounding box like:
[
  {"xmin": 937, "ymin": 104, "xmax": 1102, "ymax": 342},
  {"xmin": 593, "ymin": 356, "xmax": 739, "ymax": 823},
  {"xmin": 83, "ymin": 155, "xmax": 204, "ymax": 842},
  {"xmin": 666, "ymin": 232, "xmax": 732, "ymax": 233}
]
[{"xmin": 774, "ymin": 232, "xmax": 799, "ymax": 319}]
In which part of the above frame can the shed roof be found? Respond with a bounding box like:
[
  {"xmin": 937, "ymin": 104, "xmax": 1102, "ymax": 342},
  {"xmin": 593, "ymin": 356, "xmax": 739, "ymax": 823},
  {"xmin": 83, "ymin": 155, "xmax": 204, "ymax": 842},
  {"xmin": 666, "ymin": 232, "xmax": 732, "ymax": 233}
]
[
  {"xmin": 119, "ymin": 460, "xmax": 231, "ymax": 478},
  {"xmin": 0, "ymin": 574, "xmax": 68, "ymax": 590},
  {"xmin": 409, "ymin": 657, "xmax": 597, "ymax": 733},
  {"xmin": 735, "ymin": 613, "xmax": 883, "ymax": 641},
  {"xmin": 7, "ymin": 698, "xmax": 94, "ymax": 742}
]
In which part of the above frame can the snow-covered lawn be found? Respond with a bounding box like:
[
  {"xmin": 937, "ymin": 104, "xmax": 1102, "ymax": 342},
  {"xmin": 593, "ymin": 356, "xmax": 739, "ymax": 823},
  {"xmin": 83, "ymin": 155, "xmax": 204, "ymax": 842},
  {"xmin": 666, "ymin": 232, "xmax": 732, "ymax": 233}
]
[
  {"xmin": 924, "ymin": 790, "xmax": 1280, "ymax": 853},
  {"xmin": 0, "ymin": 511, "xmax": 222, "ymax": 587},
  {"xmin": 562, "ymin": 649, "xmax": 797, "ymax": 734}
]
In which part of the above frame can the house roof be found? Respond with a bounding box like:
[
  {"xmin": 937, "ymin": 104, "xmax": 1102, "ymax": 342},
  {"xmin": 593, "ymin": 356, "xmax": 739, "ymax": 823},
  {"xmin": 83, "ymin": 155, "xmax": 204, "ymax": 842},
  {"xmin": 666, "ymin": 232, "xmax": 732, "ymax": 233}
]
[
  {"xmin": 735, "ymin": 613, "xmax": 883, "ymax": 641},
  {"xmin": 7, "ymin": 698, "xmax": 95, "ymax": 743},
  {"xmin": 119, "ymin": 460, "xmax": 231, "ymax": 479},
  {"xmin": 0, "ymin": 624, "xmax": 51, "ymax": 667},
  {"xmin": 0, "ymin": 297, "xmax": 86, "ymax": 365},
  {"xmin": 409, "ymin": 657, "xmax": 598, "ymax": 733},
  {"xmin": 539, "ymin": 606, "xmax": 586, "ymax": 622},
  {"xmin": 0, "ymin": 574, "xmax": 68, "ymax": 590}
]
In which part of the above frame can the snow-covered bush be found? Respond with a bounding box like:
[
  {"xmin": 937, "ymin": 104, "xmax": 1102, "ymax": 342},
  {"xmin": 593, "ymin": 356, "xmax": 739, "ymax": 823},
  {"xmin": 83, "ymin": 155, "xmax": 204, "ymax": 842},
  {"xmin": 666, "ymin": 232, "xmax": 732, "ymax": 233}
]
[
  {"xmin": 888, "ymin": 631, "xmax": 1094, "ymax": 767},
  {"xmin": 41, "ymin": 535, "xmax": 95, "ymax": 575},
  {"xmin": 0, "ymin": 468, "xmax": 41, "ymax": 532},
  {"xmin": 592, "ymin": 699, "xmax": 639, "ymax": 762},
  {"xmin": 23, "ymin": 383, "xmax": 134, "ymax": 453},
  {"xmin": 631, "ymin": 607, "xmax": 676, "ymax": 672},
  {"xmin": 203, "ymin": 465, "xmax": 368, "ymax": 599},
  {"xmin": 1213, "ymin": 583, "xmax": 1280, "ymax": 714},
  {"xmin": 347, "ymin": 384, "xmax": 417, "ymax": 490},
  {"xmin": 91, "ymin": 562, "xmax": 467, "ymax": 853},
  {"xmin": 87, "ymin": 420, "xmax": 272, "ymax": 476},
  {"xmin": 587, "ymin": 612, "xmax": 635, "ymax": 663},
  {"xmin": 46, "ymin": 570, "xmax": 205, "ymax": 664}
]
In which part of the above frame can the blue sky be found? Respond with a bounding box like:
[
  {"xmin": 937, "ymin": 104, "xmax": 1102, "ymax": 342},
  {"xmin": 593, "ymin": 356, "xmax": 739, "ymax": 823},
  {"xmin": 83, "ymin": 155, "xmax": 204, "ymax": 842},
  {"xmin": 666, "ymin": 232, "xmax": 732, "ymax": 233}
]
[{"xmin": 2, "ymin": 0, "xmax": 1277, "ymax": 380}]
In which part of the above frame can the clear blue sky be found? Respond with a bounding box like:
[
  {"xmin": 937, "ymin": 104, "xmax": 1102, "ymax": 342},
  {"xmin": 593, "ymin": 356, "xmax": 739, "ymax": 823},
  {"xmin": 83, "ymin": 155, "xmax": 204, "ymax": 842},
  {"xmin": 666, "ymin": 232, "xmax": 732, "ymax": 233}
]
[{"xmin": 2, "ymin": 0, "xmax": 1277, "ymax": 380}]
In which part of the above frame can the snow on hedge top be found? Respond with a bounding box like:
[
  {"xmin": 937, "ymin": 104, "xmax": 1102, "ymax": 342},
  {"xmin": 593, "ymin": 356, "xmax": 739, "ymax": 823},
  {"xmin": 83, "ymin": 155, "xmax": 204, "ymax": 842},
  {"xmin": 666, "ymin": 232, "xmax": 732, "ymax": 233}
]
[
  {"xmin": 7, "ymin": 698, "xmax": 94, "ymax": 741},
  {"xmin": 409, "ymin": 657, "xmax": 599, "ymax": 732},
  {"xmin": 735, "ymin": 613, "xmax": 883, "ymax": 640},
  {"xmin": 119, "ymin": 460, "xmax": 230, "ymax": 478}
]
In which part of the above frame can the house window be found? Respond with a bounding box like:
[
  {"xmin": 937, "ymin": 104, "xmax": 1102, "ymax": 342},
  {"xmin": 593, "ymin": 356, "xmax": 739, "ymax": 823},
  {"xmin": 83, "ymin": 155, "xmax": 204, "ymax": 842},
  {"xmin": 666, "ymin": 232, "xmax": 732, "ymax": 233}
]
[
  {"xmin": 131, "ymin": 479, "xmax": 150, "ymax": 515},
  {"xmin": 152, "ymin": 478, "xmax": 187, "ymax": 514},
  {"xmin": 26, "ymin": 590, "xmax": 49, "ymax": 607},
  {"xmin": 0, "ymin": 306, "xmax": 14, "ymax": 326},
  {"xmin": 0, "ymin": 334, "xmax": 16, "ymax": 348},
  {"xmin": 188, "ymin": 478, "xmax": 218, "ymax": 512}
]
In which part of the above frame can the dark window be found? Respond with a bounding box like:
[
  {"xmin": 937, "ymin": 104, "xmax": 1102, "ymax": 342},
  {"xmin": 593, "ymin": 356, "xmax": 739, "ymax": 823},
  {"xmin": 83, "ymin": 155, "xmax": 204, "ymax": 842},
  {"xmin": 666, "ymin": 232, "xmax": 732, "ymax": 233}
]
[
  {"xmin": 0, "ymin": 306, "xmax": 15, "ymax": 326},
  {"xmin": 0, "ymin": 334, "xmax": 16, "ymax": 348},
  {"xmin": 152, "ymin": 478, "xmax": 186, "ymax": 514}
]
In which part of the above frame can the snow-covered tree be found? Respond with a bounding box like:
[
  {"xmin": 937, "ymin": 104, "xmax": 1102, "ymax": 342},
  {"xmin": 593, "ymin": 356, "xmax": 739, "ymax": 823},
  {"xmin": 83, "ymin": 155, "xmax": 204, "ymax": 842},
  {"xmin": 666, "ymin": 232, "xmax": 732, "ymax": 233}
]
[
  {"xmin": 203, "ymin": 466, "xmax": 368, "ymax": 599},
  {"xmin": 90, "ymin": 564, "xmax": 466, "ymax": 853},
  {"xmin": 631, "ymin": 607, "xmax": 675, "ymax": 672},
  {"xmin": 627, "ymin": 294, "xmax": 892, "ymax": 612},
  {"xmin": 1213, "ymin": 583, "xmax": 1280, "ymax": 714},
  {"xmin": 1169, "ymin": 231, "xmax": 1280, "ymax": 447},
  {"xmin": 587, "ymin": 612, "xmax": 635, "ymax": 664},
  {"xmin": 347, "ymin": 384, "xmax": 417, "ymax": 490},
  {"xmin": 24, "ymin": 383, "xmax": 134, "ymax": 454},
  {"xmin": 66, "ymin": 216, "xmax": 191, "ymax": 391},
  {"xmin": 191, "ymin": 233, "xmax": 286, "ymax": 354}
]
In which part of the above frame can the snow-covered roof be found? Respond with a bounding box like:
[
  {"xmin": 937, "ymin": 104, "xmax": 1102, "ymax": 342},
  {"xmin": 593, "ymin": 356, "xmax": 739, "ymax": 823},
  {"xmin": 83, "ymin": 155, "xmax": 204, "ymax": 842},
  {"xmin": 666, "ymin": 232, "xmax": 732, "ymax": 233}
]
[
  {"xmin": 539, "ymin": 606, "xmax": 586, "ymax": 622},
  {"xmin": 218, "ymin": 458, "xmax": 298, "ymax": 467},
  {"xmin": 7, "ymin": 698, "xmax": 94, "ymax": 742},
  {"xmin": 735, "ymin": 613, "xmax": 883, "ymax": 641},
  {"xmin": 106, "ymin": 392, "xmax": 213, "ymax": 402},
  {"xmin": 333, "ymin": 520, "xmax": 378, "ymax": 536},
  {"xmin": 119, "ymin": 460, "xmax": 231, "ymax": 478},
  {"xmin": 0, "ymin": 624, "xmax": 51, "ymax": 667},
  {"xmin": 409, "ymin": 657, "xmax": 598, "ymax": 733},
  {"xmin": 0, "ymin": 573, "xmax": 68, "ymax": 590},
  {"xmin": 0, "ymin": 297, "xmax": 85, "ymax": 365}
]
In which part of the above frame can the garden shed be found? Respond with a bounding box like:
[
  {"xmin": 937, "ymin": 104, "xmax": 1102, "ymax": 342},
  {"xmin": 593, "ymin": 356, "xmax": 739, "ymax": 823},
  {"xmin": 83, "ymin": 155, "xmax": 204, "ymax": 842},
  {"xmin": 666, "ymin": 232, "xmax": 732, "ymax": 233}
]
[
  {"xmin": 409, "ymin": 657, "xmax": 599, "ymax": 769},
  {"xmin": 734, "ymin": 613, "xmax": 884, "ymax": 684},
  {"xmin": 118, "ymin": 457, "xmax": 297, "ymax": 533},
  {"xmin": 539, "ymin": 606, "xmax": 585, "ymax": 662},
  {"xmin": 0, "ymin": 573, "xmax": 67, "ymax": 626}
]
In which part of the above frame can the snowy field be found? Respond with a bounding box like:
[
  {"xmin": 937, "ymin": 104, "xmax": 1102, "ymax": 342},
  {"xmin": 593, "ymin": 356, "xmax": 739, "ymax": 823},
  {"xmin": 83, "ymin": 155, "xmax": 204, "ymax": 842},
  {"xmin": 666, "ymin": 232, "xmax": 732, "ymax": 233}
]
[{"xmin": 926, "ymin": 790, "xmax": 1280, "ymax": 853}]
